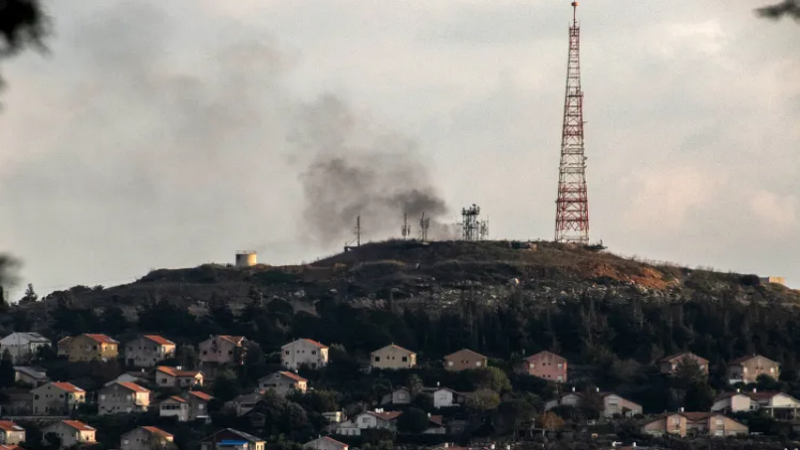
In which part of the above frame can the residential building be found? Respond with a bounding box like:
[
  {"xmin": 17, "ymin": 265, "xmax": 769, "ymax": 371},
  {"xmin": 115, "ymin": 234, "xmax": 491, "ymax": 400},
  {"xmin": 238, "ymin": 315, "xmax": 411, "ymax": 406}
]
[
  {"xmin": 156, "ymin": 366, "xmax": 204, "ymax": 388},
  {"xmin": 659, "ymin": 352, "xmax": 709, "ymax": 375},
  {"xmin": 281, "ymin": 338, "xmax": 329, "ymax": 370},
  {"xmin": 370, "ymin": 344, "xmax": 417, "ymax": 370},
  {"xmin": 14, "ymin": 366, "xmax": 48, "ymax": 387},
  {"xmin": 41, "ymin": 421, "xmax": 96, "ymax": 448},
  {"xmin": 727, "ymin": 354, "xmax": 780, "ymax": 384},
  {"xmin": 258, "ymin": 371, "xmax": 308, "ymax": 397},
  {"xmin": 104, "ymin": 371, "xmax": 149, "ymax": 387},
  {"xmin": 712, "ymin": 390, "xmax": 800, "ymax": 417},
  {"xmin": 198, "ymin": 335, "xmax": 246, "ymax": 365},
  {"xmin": 125, "ymin": 335, "xmax": 176, "ymax": 368},
  {"xmin": 0, "ymin": 333, "xmax": 51, "ymax": 363},
  {"xmin": 427, "ymin": 387, "xmax": 471, "ymax": 409},
  {"xmin": 381, "ymin": 387, "xmax": 413, "ymax": 406},
  {"xmin": 641, "ymin": 412, "xmax": 748, "ymax": 438},
  {"xmin": 323, "ymin": 411, "xmax": 345, "ymax": 424},
  {"xmin": 188, "ymin": 391, "xmax": 213, "ymax": 420},
  {"xmin": 98, "ymin": 382, "xmax": 151, "ymax": 415},
  {"xmin": 544, "ymin": 391, "xmax": 643, "ymax": 418},
  {"xmin": 0, "ymin": 421, "xmax": 25, "ymax": 445},
  {"xmin": 225, "ymin": 392, "xmax": 263, "ymax": 416},
  {"xmin": 159, "ymin": 396, "xmax": 190, "ymax": 422},
  {"xmin": 760, "ymin": 276, "xmax": 786, "ymax": 285},
  {"xmin": 57, "ymin": 334, "xmax": 119, "ymax": 362},
  {"xmin": 199, "ymin": 429, "xmax": 265, "ymax": 450},
  {"xmin": 31, "ymin": 381, "xmax": 86, "ymax": 415},
  {"xmin": 424, "ymin": 415, "xmax": 446, "ymax": 434},
  {"xmin": 335, "ymin": 410, "xmax": 403, "ymax": 436},
  {"xmin": 121, "ymin": 426, "xmax": 174, "ymax": 450},
  {"xmin": 444, "ymin": 349, "xmax": 488, "ymax": 371},
  {"xmin": 518, "ymin": 351, "xmax": 568, "ymax": 382},
  {"xmin": 304, "ymin": 437, "xmax": 349, "ymax": 450}
]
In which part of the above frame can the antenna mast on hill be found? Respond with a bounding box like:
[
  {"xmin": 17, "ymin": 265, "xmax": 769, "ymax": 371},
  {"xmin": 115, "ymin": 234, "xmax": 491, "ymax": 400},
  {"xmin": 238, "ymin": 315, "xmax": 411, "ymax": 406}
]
[
  {"xmin": 462, "ymin": 204, "xmax": 481, "ymax": 241},
  {"xmin": 419, "ymin": 213, "xmax": 430, "ymax": 241},
  {"xmin": 401, "ymin": 212, "xmax": 411, "ymax": 239},
  {"xmin": 554, "ymin": 1, "xmax": 590, "ymax": 245},
  {"xmin": 344, "ymin": 216, "xmax": 363, "ymax": 252}
]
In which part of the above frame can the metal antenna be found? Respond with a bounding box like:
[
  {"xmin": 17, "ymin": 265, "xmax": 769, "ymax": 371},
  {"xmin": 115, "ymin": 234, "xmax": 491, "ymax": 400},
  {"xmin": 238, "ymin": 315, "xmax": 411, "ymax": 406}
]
[
  {"xmin": 419, "ymin": 213, "xmax": 430, "ymax": 241},
  {"xmin": 401, "ymin": 212, "xmax": 411, "ymax": 239},
  {"xmin": 554, "ymin": 1, "xmax": 590, "ymax": 245},
  {"xmin": 355, "ymin": 216, "xmax": 362, "ymax": 247}
]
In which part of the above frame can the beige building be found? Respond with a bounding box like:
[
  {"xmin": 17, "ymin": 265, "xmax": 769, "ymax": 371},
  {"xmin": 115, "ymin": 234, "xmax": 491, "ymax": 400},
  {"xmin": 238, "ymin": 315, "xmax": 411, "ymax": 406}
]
[
  {"xmin": 199, "ymin": 336, "xmax": 246, "ymax": 365},
  {"xmin": 444, "ymin": 349, "xmax": 487, "ymax": 371},
  {"xmin": 259, "ymin": 371, "xmax": 308, "ymax": 397},
  {"xmin": 41, "ymin": 421, "xmax": 96, "ymax": 448},
  {"xmin": 121, "ymin": 426, "xmax": 174, "ymax": 450},
  {"xmin": 371, "ymin": 344, "xmax": 416, "ymax": 370},
  {"xmin": 32, "ymin": 382, "xmax": 86, "ymax": 415},
  {"xmin": 659, "ymin": 352, "xmax": 709, "ymax": 375},
  {"xmin": 713, "ymin": 390, "xmax": 800, "ymax": 417},
  {"xmin": 0, "ymin": 421, "xmax": 25, "ymax": 445},
  {"xmin": 304, "ymin": 436, "xmax": 349, "ymax": 450},
  {"xmin": 188, "ymin": 391, "xmax": 213, "ymax": 419},
  {"xmin": 125, "ymin": 335, "xmax": 176, "ymax": 368},
  {"xmin": 518, "ymin": 351, "xmax": 568, "ymax": 382},
  {"xmin": 727, "ymin": 354, "xmax": 780, "ymax": 384},
  {"xmin": 57, "ymin": 334, "xmax": 119, "ymax": 362},
  {"xmin": 544, "ymin": 391, "xmax": 643, "ymax": 418},
  {"xmin": 642, "ymin": 412, "xmax": 748, "ymax": 438},
  {"xmin": 281, "ymin": 338, "xmax": 329, "ymax": 370},
  {"xmin": 98, "ymin": 382, "xmax": 151, "ymax": 415},
  {"xmin": 156, "ymin": 366, "xmax": 204, "ymax": 388}
]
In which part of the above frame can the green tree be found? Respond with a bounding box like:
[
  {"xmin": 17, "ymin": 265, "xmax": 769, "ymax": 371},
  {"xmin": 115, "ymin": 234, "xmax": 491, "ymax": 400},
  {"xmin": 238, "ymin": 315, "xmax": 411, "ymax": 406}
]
[
  {"xmin": 0, "ymin": 350, "xmax": 14, "ymax": 387},
  {"xmin": 397, "ymin": 407, "xmax": 430, "ymax": 433},
  {"xmin": 673, "ymin": 356, "xmax": 706, "ymax": 389},
  {"xmin": 20, "ymin": 283, "xmax": 38, "ymax": 303},
  {"xmin": 685, "ymin": 382, "xmax": 714, "ymax": 411},
  {"xmin": 175, "ymin": 345, "xmax": 199, "ymax": 370},
  {"xmin": 467, "ymin": 388, "xmax": 500, "ymax": 412},
  {"xmin": 406, "ymin": 374, "xmax": 423, "ymax": 396},
  {"xmin": 470, "ymin": 366, "xmax": 512, "ymax": 393},
  {"xmin": 213, "ymin": 369, "xmax": 240, "ymax": 401},
  {"xmin": 757, "ymin": 1, "xmax": 800, "ymax": 20}
]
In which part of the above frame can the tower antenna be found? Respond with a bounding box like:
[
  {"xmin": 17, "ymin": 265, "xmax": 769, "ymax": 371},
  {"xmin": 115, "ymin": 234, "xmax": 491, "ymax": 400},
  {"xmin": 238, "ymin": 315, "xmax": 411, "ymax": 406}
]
[
  {"xmin": 554, "ymin": 1, "xmax": 590, "ymax": 245},
  {"xmin": 401, "ymin": 212, "xmax": 411, "ymax": 239}
]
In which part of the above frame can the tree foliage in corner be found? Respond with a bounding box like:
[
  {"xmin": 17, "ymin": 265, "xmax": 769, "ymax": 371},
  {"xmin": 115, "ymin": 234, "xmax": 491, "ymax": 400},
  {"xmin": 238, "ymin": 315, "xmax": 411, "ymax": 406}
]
[
  {"xmin": 757, "ymin": 0, "xmax": 800, "ymax": 20},
  {"xmin": 0, "ymin": 0, "xmax": 48, "ymax": 56}
]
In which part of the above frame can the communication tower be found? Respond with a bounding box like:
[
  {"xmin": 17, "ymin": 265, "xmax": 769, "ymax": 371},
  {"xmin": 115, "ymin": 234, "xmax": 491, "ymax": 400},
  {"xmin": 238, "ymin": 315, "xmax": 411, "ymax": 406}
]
[
  {"xmin": 554, "ymin": 1, "xmax": 590, "ymax": 244},
  {"xmin": 401, "ymin": 212, "xmax": 411, "ymax": 239},
  {"xmin": 419, "ymin": 213, "xmax": 431, "ymax": 241},
  {"xmin": 462, "ymin": 204, "xmax": 481, "ymax": 241}
]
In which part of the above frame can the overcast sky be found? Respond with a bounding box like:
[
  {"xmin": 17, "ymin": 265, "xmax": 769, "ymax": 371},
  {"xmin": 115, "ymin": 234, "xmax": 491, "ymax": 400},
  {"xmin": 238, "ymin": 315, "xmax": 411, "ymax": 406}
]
[{"xmin": 0, "ymin": 0, "xmax": 798, "ymax": 297}]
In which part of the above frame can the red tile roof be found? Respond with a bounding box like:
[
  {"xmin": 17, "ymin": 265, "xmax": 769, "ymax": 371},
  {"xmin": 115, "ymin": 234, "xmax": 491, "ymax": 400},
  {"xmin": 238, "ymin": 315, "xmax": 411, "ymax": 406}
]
[
  {"xmin": 523, "ymin": 350, "xmax": 566, "ymax": 362},
  {"xmin": 117, "ymin": 382, "xmax": 150, "ymax": 393},
  {"xmin": 84, "ymin": 334, "xmax": 118, "ymax": 345},
  {"xmin": 660, "ymin": 352, "xmax": 708, "ymax": 364},
  {"xmin": 163, "ymin": 396, "xmax": 187, "ymax": 404},
  {"xmin": 143, "ymin": 335, "xmax": 175, "ymax": 346},
  {"xmin": 189, "ymin": 391, "xmax": 213, "ymax": 401},
  {"xmin": 728, "ymin": 354, "xmax": 779, "ymax": 366},
  {"xmin": 445, "ymin": 348, "xmax": 487, "ymax": 360},
  {"xmin": 52, "ymin": 382, "xmax": 85, "ymax": 393},
  {"xmin": 302, "ymin": 338, "xmax": 328, "ymax": 349},
  {"xmin": 280, "ymin": 371, "xmax": 308, "ymax": 383},
  {"xmin": 373, "ymin": 344, "xmax": 415, "ymax": 355},
  {"xmin": 0, "ymin": 421, "xmax": 24, "ymax": 432},
  {"xmin": 368, "ymin": 411, "xmax": 403, "ymax": 421},
  {"xmin": 157, "ymin": 366, "xmax": 202, "ymax": 378},
  {"xmin": 0, "ymin": 445, "xmax": 22, "ymax": 450},
  {"xmin": 428, "ymin": 415, "xmax": 443, "ymax": 426},
  {"xmin": 142, "ymin": 426, "xmax": 173, "ymax": 438},
  {"xmin": 320, "ymin": 437, "xmax": 348, "ymax": 448},
  {"xmin": 219, "ymin": 335, "xmax": 246, "ymax": 345},
  {"xmin": 62, "ymin": 420, "xmax": 95, "ymax": 432}
]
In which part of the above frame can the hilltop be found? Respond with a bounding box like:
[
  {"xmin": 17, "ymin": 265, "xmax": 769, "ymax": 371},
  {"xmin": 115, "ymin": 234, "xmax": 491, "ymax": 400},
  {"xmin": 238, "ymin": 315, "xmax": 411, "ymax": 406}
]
[{"xmin": 18, "ymin": 240, "xmax": 799, "ymax": 322}]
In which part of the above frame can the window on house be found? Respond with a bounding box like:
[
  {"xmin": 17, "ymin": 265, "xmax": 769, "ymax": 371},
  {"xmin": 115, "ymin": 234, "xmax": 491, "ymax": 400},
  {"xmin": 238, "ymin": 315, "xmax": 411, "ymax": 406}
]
[
  {"xmin": 402, "ymin": 357, "xmax": 408, "ymax": 362},
  {"xmin": 448, "ymin": 361, "xmax": 454, "ymax": 366},
  {"xmin": 374, "ymin": 356, "xmax": 380, "ymax": 362},
  {"xmin": 285, "ymin": 350, "xmax": 289, "ymax": 355},
  {"xmin": 312, "ymin": 350, "xmax": 316, "ymax": 355}
]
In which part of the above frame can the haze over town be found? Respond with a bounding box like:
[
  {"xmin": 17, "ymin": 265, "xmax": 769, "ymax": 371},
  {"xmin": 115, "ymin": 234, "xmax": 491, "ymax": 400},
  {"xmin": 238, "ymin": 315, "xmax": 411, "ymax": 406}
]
[{"xmin": 0, "ymin": 0, "xmax": 798, "ymax": 295}]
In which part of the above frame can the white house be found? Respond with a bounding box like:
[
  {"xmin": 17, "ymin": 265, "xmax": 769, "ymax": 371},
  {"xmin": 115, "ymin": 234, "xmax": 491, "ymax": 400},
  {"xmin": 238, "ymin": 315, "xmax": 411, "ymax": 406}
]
[
  {"xmin": 304, "ymin": 436, "xmax": 348, "ymax": 450},
  {"xmin": 713, "ymin": 390, "xmax": 800, "ymax": 417},
  {"xmin": 281, "ymin": 339, "xmax": 329, "ymax": 370},
  {"xmin": 545, "ymin": 391, "xmax": 643, "ymax": 418},
  {"xmin": 159, "ymin": 396, "xmax": 190, "ymax": 422},
  {"xmin": 0, "ymin": 333, "xmax": 50, "ymax": 363},
  {"xmin": 380, "ymin": 387, "xmax": 413, "ymax": 406},
  {"xmin": 335, "ymin": 410, "xmax": 402, "ymax": 436},
  {"xmin": 258, "ymin": 371, "xmax": 308, "ymax": 397},
  {"xmin": 427, "ymin": 388, "xmax": 470, "ymax": 409}
]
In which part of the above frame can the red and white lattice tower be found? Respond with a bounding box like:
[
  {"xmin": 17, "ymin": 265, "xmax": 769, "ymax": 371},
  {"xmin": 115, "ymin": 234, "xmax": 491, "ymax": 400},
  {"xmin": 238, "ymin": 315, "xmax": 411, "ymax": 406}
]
[{"xmin": 554, "ymin": 1, "xmax": 590, "ymax": 244}]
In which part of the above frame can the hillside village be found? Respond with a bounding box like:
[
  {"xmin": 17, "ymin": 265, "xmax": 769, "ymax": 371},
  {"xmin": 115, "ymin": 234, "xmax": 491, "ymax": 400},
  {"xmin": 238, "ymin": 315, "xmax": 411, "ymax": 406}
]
[{"xmin": 0, "ymin": 242, "xmax": 798, "ymax": 450}]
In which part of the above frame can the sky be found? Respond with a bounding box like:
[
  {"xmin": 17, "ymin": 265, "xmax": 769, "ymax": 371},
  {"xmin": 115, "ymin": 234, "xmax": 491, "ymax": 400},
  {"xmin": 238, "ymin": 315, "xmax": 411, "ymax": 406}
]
[{"xmin": 0, "ymin": 0, "xmax": 798, "ymax": 297}]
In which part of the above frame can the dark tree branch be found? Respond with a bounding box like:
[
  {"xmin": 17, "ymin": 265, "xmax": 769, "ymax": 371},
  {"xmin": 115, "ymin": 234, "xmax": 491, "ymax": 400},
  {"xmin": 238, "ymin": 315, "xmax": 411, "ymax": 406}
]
[{"xmin": 756, "ymin": 0, "xmax": 800, "ymax": 20}]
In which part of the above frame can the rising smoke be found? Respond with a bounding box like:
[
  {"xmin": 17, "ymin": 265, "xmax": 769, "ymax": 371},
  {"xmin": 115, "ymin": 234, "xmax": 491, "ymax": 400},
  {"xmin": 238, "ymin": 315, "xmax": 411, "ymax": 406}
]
[
  {"xmin": 292, "ymin": 95, "xmax": 448, "ymax": 245},
  {"xmin": 0, "ymin": 0, "xmax": 449, "ymax": 289}
]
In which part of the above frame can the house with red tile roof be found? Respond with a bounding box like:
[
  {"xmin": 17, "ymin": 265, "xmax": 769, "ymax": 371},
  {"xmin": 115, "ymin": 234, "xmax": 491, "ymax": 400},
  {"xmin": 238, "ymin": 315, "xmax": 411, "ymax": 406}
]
[
  {"xmin": 658, "ymin": 352, "xmax": 709, "ymax": 375},
  {"xmin": 371, "ymin": 344, "xmax": 416, "ymax": 370},
  {"xmin": 0, "ymin": 421, "xmax": 25, "ymax": 445},
  {"xmin": 517, "ymin": 351, "xmax": 568, "ymax": 383},
  {"xmin": 42, "ymin": 420, "xmax": 96, "ymax": 447},
  {"xmin": 304, "ymin": 436, "xmax": 349, "ymax": 450},
  {"xmin": 156, "ymin": 366, "xmax": 204, "ymax": 388},
  {"xmin": 444, "ymin": 349, "xmax": 488, "ymax": 372},
  {"xmin": 98, "ymin": 382, "xmax": 151, "ymax": 415},
  {"xmin": 727, "ymin": 354, "xmax": 780, "ymax": 384},
  {"xmin": 712, "ymin": 389, "xmax": 800, "ymax": 416},
  {"xmin": 281, "ymin": 338, "xmax": 330, "ymax": 370},
  {"xmin": 121, "ymin": 426, "xmax": 174, "ymax": 450},
  {"xmin": 259, "ymin": 371, "xmax": 308, "ymax": 397},
  {"xmin": 641, "ymin": 411, "xmax": 747, "ymax": 437},
  {"xmin": 159, "ymin": 395, "xmax": 190, "ymax": 422},
  {"xmin": 124, "ymin": 335, "xmax": 176, "ymax": 368},
  {"xmin": 544, "ymin": 390, "xmax": 643, "ymax": 417},
  {"xmin": 199, "ymin": 335, "xmax": 247, "ymax": 366},
  {"xmin": 31, "ymin": 381, "xmax": 86, "ymax": 415},
  {"xmin": 57, "ymin": 333, "xmax": 119, "ymax": 362},
  {"xmin": 188, "ymin": 391, "xmax": 213, "ymax": 420}
]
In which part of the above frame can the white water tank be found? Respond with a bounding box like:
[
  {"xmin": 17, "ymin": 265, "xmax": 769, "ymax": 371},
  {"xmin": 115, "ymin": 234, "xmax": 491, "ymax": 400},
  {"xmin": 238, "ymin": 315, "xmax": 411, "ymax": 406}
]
[{"xmin": 235, "ymin": 251, "xmax": 257, "ymax": 267}]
